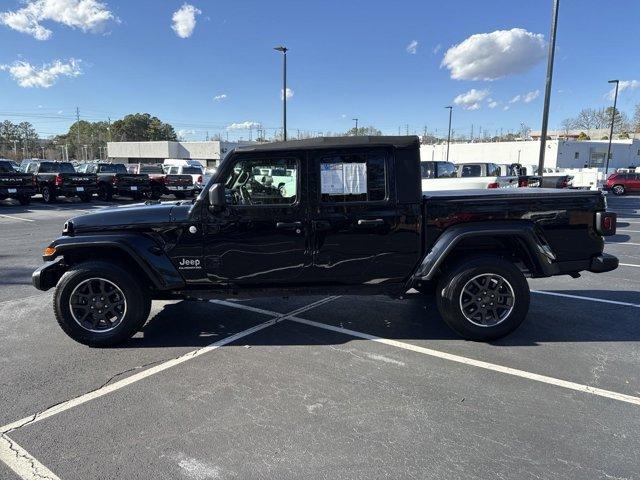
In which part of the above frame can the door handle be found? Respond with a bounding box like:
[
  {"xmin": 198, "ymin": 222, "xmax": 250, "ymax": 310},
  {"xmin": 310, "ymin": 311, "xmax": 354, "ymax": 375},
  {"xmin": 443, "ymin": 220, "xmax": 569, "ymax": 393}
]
[
  {"xmin": 357, "ymin": 219, "xmax": 384, "ymax": 226},
  {"xmin": 276, "ymin": 221, "xmax": 302, "ymax": 229}
]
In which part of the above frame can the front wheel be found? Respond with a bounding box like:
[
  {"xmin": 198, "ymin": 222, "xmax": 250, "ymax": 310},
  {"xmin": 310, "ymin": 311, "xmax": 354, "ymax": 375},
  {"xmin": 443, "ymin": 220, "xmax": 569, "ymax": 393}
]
[
  {"xmin": 54, "ymin": 261, "xmax": 151, "ymax": 346},
  {"xmin": 436, "ymin": 256, "xmax": 530, "ymax": 341},
  {"xmin": 612, "ymin": 184, "xmax": 625, "ymax": 196}
]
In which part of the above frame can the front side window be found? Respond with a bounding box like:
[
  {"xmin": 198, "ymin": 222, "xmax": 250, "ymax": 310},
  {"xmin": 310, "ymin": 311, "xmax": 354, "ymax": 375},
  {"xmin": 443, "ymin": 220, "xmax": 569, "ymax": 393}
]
[
  {"xmin": 436, "ymin": 162, "xmax": 456, "ymax": 178},
  {"xmin": 487, "ymin": 164, "xmax": 501, "ymax": 176},
  {"xmin": 223, "ymin": 157, "xmax": 298, "ymax": 206},
  {"xmin": 420, "ymin": 162, "xmax": 435, "ymax": 179},
  {"xmin": 459, "ymin": 164, "xmax": 482, "ymax": 177},
  {"xmin": 319, "ymin": 151, "xmax": 386, "ymax": 203}
]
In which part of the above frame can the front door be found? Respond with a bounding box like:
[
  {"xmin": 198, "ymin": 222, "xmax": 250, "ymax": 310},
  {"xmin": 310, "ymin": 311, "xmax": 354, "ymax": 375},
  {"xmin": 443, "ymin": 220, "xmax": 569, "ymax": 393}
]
[
  {"xmin": 202, "ymin": 154, "xmax": 311, "ymax": 286},
  {"xmin": 309, "ymin": 147, "xmax": 418, "ymax": 286}
]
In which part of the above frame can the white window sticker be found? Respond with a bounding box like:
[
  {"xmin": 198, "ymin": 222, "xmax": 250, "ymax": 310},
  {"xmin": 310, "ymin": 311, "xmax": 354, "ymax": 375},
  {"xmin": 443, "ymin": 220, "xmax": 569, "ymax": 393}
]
[
  {"xmin": 320, "ymin": 163, "xmax": 345, "ymax": 194},
  {"xmin": 343, "ymin": 163, "xmax": 367, "ymax": 195}
]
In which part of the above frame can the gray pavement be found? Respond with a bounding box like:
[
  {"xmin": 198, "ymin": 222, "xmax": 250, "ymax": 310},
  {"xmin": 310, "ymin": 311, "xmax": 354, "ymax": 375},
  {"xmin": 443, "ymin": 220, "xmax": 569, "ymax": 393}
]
[{"xmin": 1, "ymin": 194, "xmax": 639, "ymax": 480}]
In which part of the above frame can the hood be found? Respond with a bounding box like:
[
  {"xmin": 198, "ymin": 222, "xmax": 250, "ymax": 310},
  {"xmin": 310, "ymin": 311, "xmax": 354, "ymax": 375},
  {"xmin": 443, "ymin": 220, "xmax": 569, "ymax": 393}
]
[{"xmin": 67, "ymin": 201, "xmax": 192, "ymax": 233}]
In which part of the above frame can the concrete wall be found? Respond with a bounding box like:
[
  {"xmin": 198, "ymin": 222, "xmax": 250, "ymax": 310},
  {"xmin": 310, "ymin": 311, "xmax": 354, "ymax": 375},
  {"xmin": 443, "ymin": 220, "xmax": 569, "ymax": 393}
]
[{"xmin": 420, "ymin": 139, "xmax": 640, "ymax": 170}]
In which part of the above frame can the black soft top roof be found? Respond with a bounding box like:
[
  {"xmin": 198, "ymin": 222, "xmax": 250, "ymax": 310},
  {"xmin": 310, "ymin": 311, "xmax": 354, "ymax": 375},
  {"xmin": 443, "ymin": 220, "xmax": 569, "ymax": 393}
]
[{"xmin": 235, "ymin": 135, "xmax": 419, "ymax": 153}]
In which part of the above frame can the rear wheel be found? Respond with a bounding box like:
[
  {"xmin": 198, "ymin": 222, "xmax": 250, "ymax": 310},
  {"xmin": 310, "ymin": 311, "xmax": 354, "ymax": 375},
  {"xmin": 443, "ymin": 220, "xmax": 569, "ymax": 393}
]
[
  {"xmin": 54, "ymin": 261, "xmax": 151, "ymax": 347},
  {"xmin": 612, "ymin": 184, "xmax": 625, "ymax": 196},
  {"xmin": 42, "ymin": 185, "xmax": 56, "ymax": 203},
  {"xmin": 436, "ymin": 256, "xmax": 530, "ymax": 341}
]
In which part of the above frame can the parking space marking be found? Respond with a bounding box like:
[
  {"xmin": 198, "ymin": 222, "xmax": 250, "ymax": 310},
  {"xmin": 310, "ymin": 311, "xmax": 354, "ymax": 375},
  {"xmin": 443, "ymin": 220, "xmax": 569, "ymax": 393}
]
[
  {"xmin": 211, "ymin": 300, "xmax": 640, "ymax": 407},
  {"xmin": 620, "ymin": 263, "xmax": 640, "ymax": 268},
  {"xmin": 532, "ymin": 290, "xmax": 640, "ymax": 308},
  {"xmin": 618, "ymin": 230, "xmax": 640, "ymax": 233},
  {"xmin": 0, "ymin": 296, "xmax": 336, "ymax": 435},
  {"xmin": 0, "ymin": 214, "xmax": 35, "ymax": 223},
  {"xmin": 0, "ymin": 434, "xmax": 61, "ymax": 480},
  {"xmin": 606, "ymin": 241, "xmax": 640, "ymax": 246}
]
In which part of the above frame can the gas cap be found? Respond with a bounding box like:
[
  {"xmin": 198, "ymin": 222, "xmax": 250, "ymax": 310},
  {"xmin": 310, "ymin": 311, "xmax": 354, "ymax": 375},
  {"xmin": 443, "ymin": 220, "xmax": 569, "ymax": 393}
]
[{"xmin": 189, "ymin": 225, "xmax": 197, "ymax": 234}]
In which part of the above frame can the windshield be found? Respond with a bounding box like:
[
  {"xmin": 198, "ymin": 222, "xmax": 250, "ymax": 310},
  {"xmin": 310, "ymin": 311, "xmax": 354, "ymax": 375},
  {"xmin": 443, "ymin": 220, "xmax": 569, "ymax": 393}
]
[
  {"xmin": 98, "ymin": 164, "xmax": 127, "ymax": 173},
  {"xmin": 140, "ymin": 165, "xmax": 163, "ymax": 173},
  {"xmin": 40, "ymin": 162, "xmax": 75, "ymax": 173}
]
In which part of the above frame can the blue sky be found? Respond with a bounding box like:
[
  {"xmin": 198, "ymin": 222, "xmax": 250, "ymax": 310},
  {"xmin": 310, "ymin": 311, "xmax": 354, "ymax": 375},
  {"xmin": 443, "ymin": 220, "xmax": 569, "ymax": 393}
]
[{"xmin": 1, "ymin": 0, "xmax": 639, "ymax": 141}]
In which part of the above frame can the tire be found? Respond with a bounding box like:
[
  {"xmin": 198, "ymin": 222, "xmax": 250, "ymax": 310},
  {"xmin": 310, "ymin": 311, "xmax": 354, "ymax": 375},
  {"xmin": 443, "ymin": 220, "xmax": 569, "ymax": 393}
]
[
  {"xmin": 435, "ymin": 255, "xmax": 530, "ymax": 341},
  {"xmin": 612, "ymin": 184, "xmax": 625, "ymax": 196},
  {"xmin": 174, "ymin": 192, "xmax": 186, "ymax": 199},
  {"xmin": 42, "ymin": 185, "xmax": 56, "ymax": 203},
  {"xmin": 132, "ymin": 192, "xmax": 144, "ymax": 201},
  {"xmin": 98, "ymin": 184, "xmax": 113, "ymax": 201},
  {"xmin": 18, "ymin": 195, "xmax": 31, "ymax": 205},
  {"xmin": 79, "ymin": 193, "xmax": 92, "ymax": 202},
  {"xmin": 148, "ymin": 188, "xmax": 162, "ymax": 200},
  {"xmin": 54, "ymin": 261, "xmax": 151, "ymax": 347}
]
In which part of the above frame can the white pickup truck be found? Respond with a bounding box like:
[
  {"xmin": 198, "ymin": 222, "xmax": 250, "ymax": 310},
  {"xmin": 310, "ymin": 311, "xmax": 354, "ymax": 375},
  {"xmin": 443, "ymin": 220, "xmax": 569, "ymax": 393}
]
[{"xmin": 421, "ymin": 161, "xmax": 519, "ymax": 191}]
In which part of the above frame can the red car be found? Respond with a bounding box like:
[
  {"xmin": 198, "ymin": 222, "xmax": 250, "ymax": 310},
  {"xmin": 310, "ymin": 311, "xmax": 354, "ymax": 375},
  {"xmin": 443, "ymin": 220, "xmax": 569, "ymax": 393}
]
[{"xmin": 605, "ymin": 172, "xmax": 640, "ymax": 195}]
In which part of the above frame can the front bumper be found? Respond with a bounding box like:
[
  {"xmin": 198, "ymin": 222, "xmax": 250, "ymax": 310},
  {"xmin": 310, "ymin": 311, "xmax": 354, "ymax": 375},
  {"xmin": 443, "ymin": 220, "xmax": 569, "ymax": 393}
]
[
  {"xmin": 32, "ymin": 257, "xmax": 66, "ymax": 291},
  {"xmin": 588, "ymin": 253, "xmax": 619, "ymax": 273}
]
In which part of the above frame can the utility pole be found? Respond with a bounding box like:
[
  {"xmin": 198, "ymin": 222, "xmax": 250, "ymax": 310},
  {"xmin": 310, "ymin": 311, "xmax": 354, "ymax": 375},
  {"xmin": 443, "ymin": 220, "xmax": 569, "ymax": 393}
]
[
  {"xmin": 273, "ymin": 45, "xmax": 288, "ymax": 141},
  {"xmin": 445, "ymin": 106, "xmax": 453, "ymax": 162},
  {"xmin": 605, "ymin": 79, "xmax": 619, "ymax": 177},
  {"xmin": 76, "ymin": 107, "xmax": 81, "ymax": 160},
  {"xmin": 13, "ymin": 139, "xmax": 18, "ymax": 158},
  {"xmin": 352, "ymin": 118, "xmax": 358, "ymax": 136},
  {"xmin": 406, "ymin": 124, "xmax": 409, "ymax": 136},
  {"xmin": 471, "ymin": 124, "xmax": 474, "ymax": 141},
  {"xmin": 537, "ymin": 0, "xmax": 560, "ymax": 181}
]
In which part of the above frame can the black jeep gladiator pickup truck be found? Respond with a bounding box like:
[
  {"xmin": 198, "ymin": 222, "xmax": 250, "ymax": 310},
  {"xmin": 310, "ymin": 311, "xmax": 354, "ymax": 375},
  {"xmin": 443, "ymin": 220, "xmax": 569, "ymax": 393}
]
[
  {"xmin": 23, "ymin": 160, "xmax": 98, "ymax": 203},
  {"xmin": 76, "ymin": 162, "xmax": 151, "ymax": 200},
  {"xmin": 0, "ymin": 159, "xmax": 36, "ymax": 205},
  {"xmin": 32, "ymin": 136, "xmax": 618, "ymax": 346}
]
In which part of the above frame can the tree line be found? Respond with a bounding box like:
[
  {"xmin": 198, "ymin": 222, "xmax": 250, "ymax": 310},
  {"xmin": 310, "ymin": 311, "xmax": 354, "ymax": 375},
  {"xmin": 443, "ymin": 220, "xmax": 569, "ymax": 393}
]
[{"xmin": 560, "ymin": 104, "xmax": 640, "ymax": 138}]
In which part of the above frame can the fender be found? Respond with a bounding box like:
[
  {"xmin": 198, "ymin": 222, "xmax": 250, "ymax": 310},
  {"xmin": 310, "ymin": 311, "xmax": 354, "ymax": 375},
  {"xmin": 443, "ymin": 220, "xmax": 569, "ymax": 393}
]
[
  {"xmin": 34, "ymin": 233, "xmax": 185, "ymax": 291},
  {"xmin": 412, "ymin": 221, "xmax": 557, "ymax": 281}
]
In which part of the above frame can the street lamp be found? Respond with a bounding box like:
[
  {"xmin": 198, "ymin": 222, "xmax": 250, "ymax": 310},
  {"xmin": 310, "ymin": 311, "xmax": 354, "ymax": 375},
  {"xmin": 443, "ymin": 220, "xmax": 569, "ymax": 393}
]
[
  {"xmin": 445, "ymin": 106, "xmax": 453, "ymax": 162},
  {"xmin": 273, "ymin": 45, "xmax": 288, "ymax": 141},
  {"xmin": 605, "ymin": 79, "xmax": 619, "ymax": 178},
  {"xmin": 537, "ymin": 0, "xmax": 560, "ymax": 182},
  {"xmin": 352, "ymin": 118, "xmax": 359, "ymax": 136}
]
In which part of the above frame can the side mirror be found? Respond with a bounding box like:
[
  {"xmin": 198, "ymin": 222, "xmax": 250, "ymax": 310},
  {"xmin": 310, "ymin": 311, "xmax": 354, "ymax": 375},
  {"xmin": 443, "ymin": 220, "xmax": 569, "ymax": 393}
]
[{"xmin": 208, "ymin": 183, "xmax": 225, "ymax": 211}]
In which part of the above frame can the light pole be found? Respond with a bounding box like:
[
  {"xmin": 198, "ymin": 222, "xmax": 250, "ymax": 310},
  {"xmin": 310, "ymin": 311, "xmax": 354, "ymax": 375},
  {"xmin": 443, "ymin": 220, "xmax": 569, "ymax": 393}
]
[
  {"xmin": 445, "ymin": 106, "xmax": 453, "ymax": 162},
  {"xmin": 274, "ymin": 45, "xmax": 288, "ymax": 141},
  {"xmin": 605, "ymin": 79, "xmax": 619, "ymax": 178},
  {"xmin": 537, "ymin": 0, "xmax": 560, "ymax": 182},
  {"xmin": 353, "ymin": 118, "xmax": 359, "ymax": 136}
]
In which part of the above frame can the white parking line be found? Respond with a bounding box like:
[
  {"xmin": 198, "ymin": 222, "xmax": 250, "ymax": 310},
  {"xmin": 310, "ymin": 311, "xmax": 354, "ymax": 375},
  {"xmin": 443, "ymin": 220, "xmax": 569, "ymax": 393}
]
[
  {"xmin": 0, "ymin": 214, "xmax": 35, "ymax": 222},
  {"xmin": 620, "ymin": 263, "xmax": 640, "ymax": 268},
  {"xmin": 618, "ymin": 230, "xmax": 640, "ymax": 233},
  {"xmin": 0, "ymin": 434, "xmax": 61, "ymax": 480},
  {"xmin": 532, "ymin": 290, "xmax": 640, "ymax": 308},
  {"xmin": 211, "ymin": 300, "xmax": 640, "ymax": 407},
  {"xmin": 606, "ymin": 241, "xmax": 640, "ymax": 246}
]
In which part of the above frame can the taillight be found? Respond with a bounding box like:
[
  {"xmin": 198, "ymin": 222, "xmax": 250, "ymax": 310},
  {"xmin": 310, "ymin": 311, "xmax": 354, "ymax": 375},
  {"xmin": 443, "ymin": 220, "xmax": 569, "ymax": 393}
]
[
  {"xmin": 518, "ymin": 179, "xmax": 527, "ymax": 187},
  {"xmin": 111, "ymin": 176, "xmax": 118, "ymax": 185},
  {"xmin": 595, "ymin": 211, "xmax": 617, "ymax": 236},
  {"xmin": 197, "ymin": 175, "xmax": 203, "ymax": 184},
  {"xmin": 32, "ymin": 175, "xmax": 37, "ymax": 186},
  {"xmin": 487, "ymin": 182, "xmax": 499, "ymax": 189},
  {"xmin": 55, "ymin": 174, "xmax": 63, "ymax": 186}
]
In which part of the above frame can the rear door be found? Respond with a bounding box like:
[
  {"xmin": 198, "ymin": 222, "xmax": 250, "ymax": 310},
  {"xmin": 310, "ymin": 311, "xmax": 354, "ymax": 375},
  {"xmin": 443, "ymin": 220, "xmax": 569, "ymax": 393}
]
[
  {"xmin": 629, "ymin": 174, "xmax": 640, "ymax": 192},
  {"xmin": 202, "ymin": 152, "xmax": 311, "ymax": 285},
  {"xmin": 308, "ymin": 147, "xmax": 410, "ymax": 286}
]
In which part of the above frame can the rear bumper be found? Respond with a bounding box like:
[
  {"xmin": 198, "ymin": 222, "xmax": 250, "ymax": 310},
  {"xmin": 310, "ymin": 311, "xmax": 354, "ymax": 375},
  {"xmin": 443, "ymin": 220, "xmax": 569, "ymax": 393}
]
[
  {"xmin": 588, "ymin": 253, "xmax": 619, "ymax": 273},
  {"xmin": 32, "ymin": 257, "xmax": 66, "ymax": 291},
  {"xmin": 57, "ymin": 185, "xmax": 98, "ymax": 196},
  {"xmin": 116, "ymin": 185, "xmax": 150, "ymax": 195},
  {"xmin": 0, "ymin": 186, "xmax": 36, "ymax": 197}
]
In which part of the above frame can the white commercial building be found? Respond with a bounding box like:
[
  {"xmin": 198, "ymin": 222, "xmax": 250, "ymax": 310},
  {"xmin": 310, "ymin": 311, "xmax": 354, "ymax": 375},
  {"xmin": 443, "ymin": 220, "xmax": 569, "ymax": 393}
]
[
  {"xmin": 420, "ymin": 139, "xmax": 640, "ymax": 170},
  {"xmin": 107, "ymin": 140, "xmax": 250, "ymax": 169}
]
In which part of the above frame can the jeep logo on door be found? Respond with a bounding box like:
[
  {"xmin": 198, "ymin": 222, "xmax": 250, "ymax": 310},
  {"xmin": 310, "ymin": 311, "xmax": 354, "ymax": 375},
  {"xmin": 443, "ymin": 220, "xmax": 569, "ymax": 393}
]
[{"xmin": 178, "ymin": 257, "xmax": 202, "ymax": 270}]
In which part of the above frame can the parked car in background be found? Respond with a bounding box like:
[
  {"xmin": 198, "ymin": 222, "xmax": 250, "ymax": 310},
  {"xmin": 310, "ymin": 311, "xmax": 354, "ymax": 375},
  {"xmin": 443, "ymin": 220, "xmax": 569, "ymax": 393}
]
[
  {"xmin": 0, "ymin": 159, "xmax": 36, "ymax": 205},
  {"xmin": 22, "ymin": 160, "xmax": 97, "ymax": 203},
  {"xmin": 523, "ymin": 165, "xmax": 573, "ymax": 189},
  {"xmin": 76, "ymin": 162, "xmax": 150, "ymax": 201},
  {"xmin": 454, "ymin": 162, "xmax": 519, "ymax": 189},
  {"xmin": 163, "ymin": 159, "xmax": 204, "ymax": 191},
  {"xmin": 498, "ymin": 164, "xmax": 540, "ymax": 188},
  {"xmin": 127, "ymin": 163, "xmax": 195, "ymax": 199},
  {"xmin": 421, "ymin": 161, "xmax": 519, "ymax": 190},
  {"xmin": 605, "ymin": 172, "xmax": 640, "ymax": 195}
]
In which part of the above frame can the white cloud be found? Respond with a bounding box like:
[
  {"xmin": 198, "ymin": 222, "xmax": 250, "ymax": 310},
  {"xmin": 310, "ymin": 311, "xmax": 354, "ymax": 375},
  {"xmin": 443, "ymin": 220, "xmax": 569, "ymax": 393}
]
[
  {"xmin": 606, "ymin": 80, "xmax": 639, "ymax": 100},
  {"xmin": 503, "ymin": 105, "xmax": 510, "ymax": 111},
  {"xmin": 0, "ymin": 0, "xmax": 117, "ymax": 40},
  {"xmin": 432, "ymin": 43, "xmax": 442, "ymax": 55},
  {"xmin": 406, "ymin": 40, "xmax": 418, "ymax": 54},
  {"xmin": 441, "ymin": 28, "xmax": 546, "ymax": 81},
  {"xmin": 280, "ymin": 87, "xmax": 294, "ymax": 100},
  {"xmin": 453, "ymin": 88, "xmax": 489, "ymax": 110},
  {"xmin": 488, "ymin": 100, "xmax": 499, "ymax": 109},
  {"xmin": 0, "ymin": 58, "xmax": 82, "ymax": 88},
  {"xmin": 177, "ymin": 129, "xmax": 197, "ymax": 139},
  {"xmin": 227, "ymin": 121, "xmax": 261, "ymax": 130},
  {"xmin": 213, "ymin": 94, "xmax": 227, "ymax": 101},
  {"xmin": 509, "ymin": 89, "xmax": 540, "ymax": 104},
  {"xmin": 57, "ymin": 109, "xmax": 63, "ymax": 114},
  {"xmin": 341, "ymin": 114, "xmax": 347, "ymax": 118},
  {"xmin": 171, "ymin": 4, "xmax": 201, "ymax": 38}
]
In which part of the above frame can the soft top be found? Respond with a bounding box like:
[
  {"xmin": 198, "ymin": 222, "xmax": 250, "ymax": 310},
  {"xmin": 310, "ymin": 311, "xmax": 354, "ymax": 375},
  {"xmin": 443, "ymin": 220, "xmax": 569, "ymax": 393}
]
[{"xmin": 235, "ymin": 135, "xmax": 420, "ymax": 153}]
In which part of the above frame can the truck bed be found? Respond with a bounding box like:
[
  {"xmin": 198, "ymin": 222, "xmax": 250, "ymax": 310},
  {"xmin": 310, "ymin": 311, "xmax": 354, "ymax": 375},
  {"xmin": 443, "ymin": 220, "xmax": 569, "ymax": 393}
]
[{"xmin": 422, "ymin": 187, "xmax": 600, "ymax": 200}]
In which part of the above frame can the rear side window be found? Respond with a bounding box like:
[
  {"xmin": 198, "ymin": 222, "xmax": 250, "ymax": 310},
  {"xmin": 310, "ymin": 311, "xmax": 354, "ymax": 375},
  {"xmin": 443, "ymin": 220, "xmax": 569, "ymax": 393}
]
[
  {"xmin": 487, "ymin": 164, "xmax": 501, "ymax": 176},
  {"xmin": 420, "ymin": 162, "xmax": 435, "ymax": 179},
  {"xmin": 436, "ymin": 162, "xmax": 456, "ymax": 178},
  {"xmin": 319, "ymin": 151, "xmax": 386, "ymax": 203},
  {"xmin": 459, "ymin": 164, "xmax": 482, "ymax": 177}
]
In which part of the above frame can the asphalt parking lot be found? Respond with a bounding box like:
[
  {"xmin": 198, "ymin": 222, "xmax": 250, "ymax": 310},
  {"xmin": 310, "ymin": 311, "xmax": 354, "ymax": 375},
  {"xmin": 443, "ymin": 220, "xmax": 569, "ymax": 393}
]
[{"xmin": 1, "ymin": 194, "xmax": 639, "ymax": 480}]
